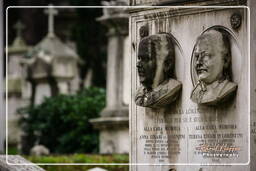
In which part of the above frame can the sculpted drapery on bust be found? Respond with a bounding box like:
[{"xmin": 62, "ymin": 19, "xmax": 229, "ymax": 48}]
[
  {"xmin": 135, "ymin": 33, "xmax": 182, "ymax": 108},
  {"xmin": 190, "ymin": 29, "xmax": 237, "ymax": 105}
]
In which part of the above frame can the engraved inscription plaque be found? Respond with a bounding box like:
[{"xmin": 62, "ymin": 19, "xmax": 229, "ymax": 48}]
[{"xmin": 130, "ymin": 7, "xmax": 249, "ymax": 171}]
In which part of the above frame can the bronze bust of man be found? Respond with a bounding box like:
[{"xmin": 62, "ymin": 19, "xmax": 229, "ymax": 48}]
[
  {"xmin": 190, "ymin": 29, "xmax": 237, "ymax": 105},
  {"xmin": 135, "ymin": 33, "xmax": 182, "ymax": 108}
]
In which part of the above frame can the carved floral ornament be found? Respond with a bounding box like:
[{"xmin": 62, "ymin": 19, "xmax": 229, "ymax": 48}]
[
  {"xmin": 230, "ymin": 13, "xmax": 242, "ymax": 30},
  {"xmin": 135, "ymin": 28, "xmax": 238, "ymax": 108}
]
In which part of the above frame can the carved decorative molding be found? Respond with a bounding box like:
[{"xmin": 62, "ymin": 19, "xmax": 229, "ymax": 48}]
[
  {"xmin": 139, "ymin": 24, "xmax": 149, "ymax": 38},
  {"xmin": 230, "ymin": 12, "xmax": 242, "ymax": 29},
  {"xmin": 130, "ymin": 7, "xmax": 245, "ymax": 21},
  {"xmin": 129, "ymin": 0, "xmax": 246, "ymax": 7}
]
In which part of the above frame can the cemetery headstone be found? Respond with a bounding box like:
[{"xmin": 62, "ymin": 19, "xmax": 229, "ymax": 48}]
[
  {"xmin": 129, "ymin": 0, "xmax": 254, "ymax": 170},
  {"xmin": 7, "ymin": 21, "xmax": 30, "ymax": 147},
  {"xmin": 23, "ymin": 5, "xmax": 80, "ymax": 105}
]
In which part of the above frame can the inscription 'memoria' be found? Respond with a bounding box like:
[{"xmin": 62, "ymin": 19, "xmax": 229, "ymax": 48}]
[{"xmin": 130, "ymin": 7, "xmax": 249, "ymax": 171}]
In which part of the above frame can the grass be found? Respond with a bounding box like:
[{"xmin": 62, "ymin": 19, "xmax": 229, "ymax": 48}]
[{"xmin": 24, "ymin": 154, "xmax": 129, "ymax": 171}]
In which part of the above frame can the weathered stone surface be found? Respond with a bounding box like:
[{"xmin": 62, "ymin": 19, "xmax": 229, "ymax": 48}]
[
  {"xmin": 130, "ymin": 6, "xmax": 249, "ymax": 171},
  {"xmin": 100, "ymin": 126, "xmax": 129, "ymax": 154},
  {"xmin": 30, "ymin": 145, "xmax": 50, "ymax": 156},
  {"xmin": 249, "ymin": 0, "xmax": 256, "ymax": 170},
  {"xmin": 0, "ymin": 155, "xmax": 45, "ymax": 171}
]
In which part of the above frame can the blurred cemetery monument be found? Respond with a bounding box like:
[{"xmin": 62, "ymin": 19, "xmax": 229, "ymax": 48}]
[
  {"xmin": 6, "ymin": 5, "xmax": 81, "ymax": 152},
  {"xmin": 6, "ymin": 2, "xmax": 130, "ymax": 156},
  {"xmin": 6, "ymin": 20, "xmax": 30, "ymax": 149},
  {"xmin": 90, "ymin": 0, "xmax": 130, "ymax": 154},
  {"xmin": 23, "ymin": 5, "xmax": 80, "ymax": 105},
  {"xmin": 3, "ymin": 5, "xmax": 46, "ymax": 170}
]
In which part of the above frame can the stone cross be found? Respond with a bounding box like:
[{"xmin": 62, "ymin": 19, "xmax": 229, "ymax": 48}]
[
  {"xmin": 44, "ymin": 4, "xmax": 58, "ymax": 37},
  {"xmin": 13, "ymin": 21, "xmax": 24, "ymax": 38}
]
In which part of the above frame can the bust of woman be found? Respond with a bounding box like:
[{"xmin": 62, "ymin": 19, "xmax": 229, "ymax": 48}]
[{"xmin": 135, "ymin": 33, "xmax": 182, "ymax": 108}]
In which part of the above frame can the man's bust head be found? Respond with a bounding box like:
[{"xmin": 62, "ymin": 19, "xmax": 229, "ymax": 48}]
[
  {"xmin": 194, "ymin": 29, "xmax": 231, "ymax": 84},
  {"xmin": 135, "ymin": 33, "xmax": 181, "ymax": 108},
  {"xmin": 191, "ymin": 29, "xmax": 237, "ymax": 105}
]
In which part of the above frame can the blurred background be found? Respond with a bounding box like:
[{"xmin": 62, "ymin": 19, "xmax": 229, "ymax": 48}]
[{"xmin": 3, "ymin": 0, "xmax": 130, "ymax": 170}]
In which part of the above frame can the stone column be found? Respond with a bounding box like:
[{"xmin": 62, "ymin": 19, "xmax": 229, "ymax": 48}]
[{"xmin": 90, "ymin": 1, "xmax": 130, "ymax": 154}]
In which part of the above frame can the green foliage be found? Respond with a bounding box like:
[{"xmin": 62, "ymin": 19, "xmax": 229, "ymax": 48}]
[
  {"xmin": 26, "ymin": 154, "xmax": 129, "ymax": 171},
  {"xmin": 18, "ymin": 87, "xmax": 106, "ymax": 154},
  {"xmin": 8, "ymin": 146, "xmax": 18, "ymax": 155}
]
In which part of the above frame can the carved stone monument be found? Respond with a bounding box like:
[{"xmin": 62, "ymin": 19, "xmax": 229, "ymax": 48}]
[
  {"xmin": 23, "ymin": 5, "xmax": 80, "ymax": 105},
  {"xmin": 90, "ymin": 0, "xmax": 130, "ymax": 154},
  {"xmin": 129, "ymin": 1, "xmax": 253, "ymax": 170},
  {"xmin": 6, "ymin": 21, "xmax": 30, "ymax": 148}
]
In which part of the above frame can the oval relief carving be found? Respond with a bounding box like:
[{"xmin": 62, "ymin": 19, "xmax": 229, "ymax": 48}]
[{"xmin": 190, "ymin": 27, "xmax": 238, "ymax": 105}]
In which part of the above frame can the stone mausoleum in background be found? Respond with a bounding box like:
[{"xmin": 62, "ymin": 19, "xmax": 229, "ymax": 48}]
[
  {"xmin": 23, "ymin": 6, "xmax": 80, "ymax": 105},
  {"xmin": 6, "ymin": 21, "xmax": 30, "ymax": 148},
  {"xmin": 6, "ymin": 5, "xmax": 81, "ymax": 151},
  {"xmin": 6, "ymin": 2, "xmax": 130, "ymax": 156}
]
